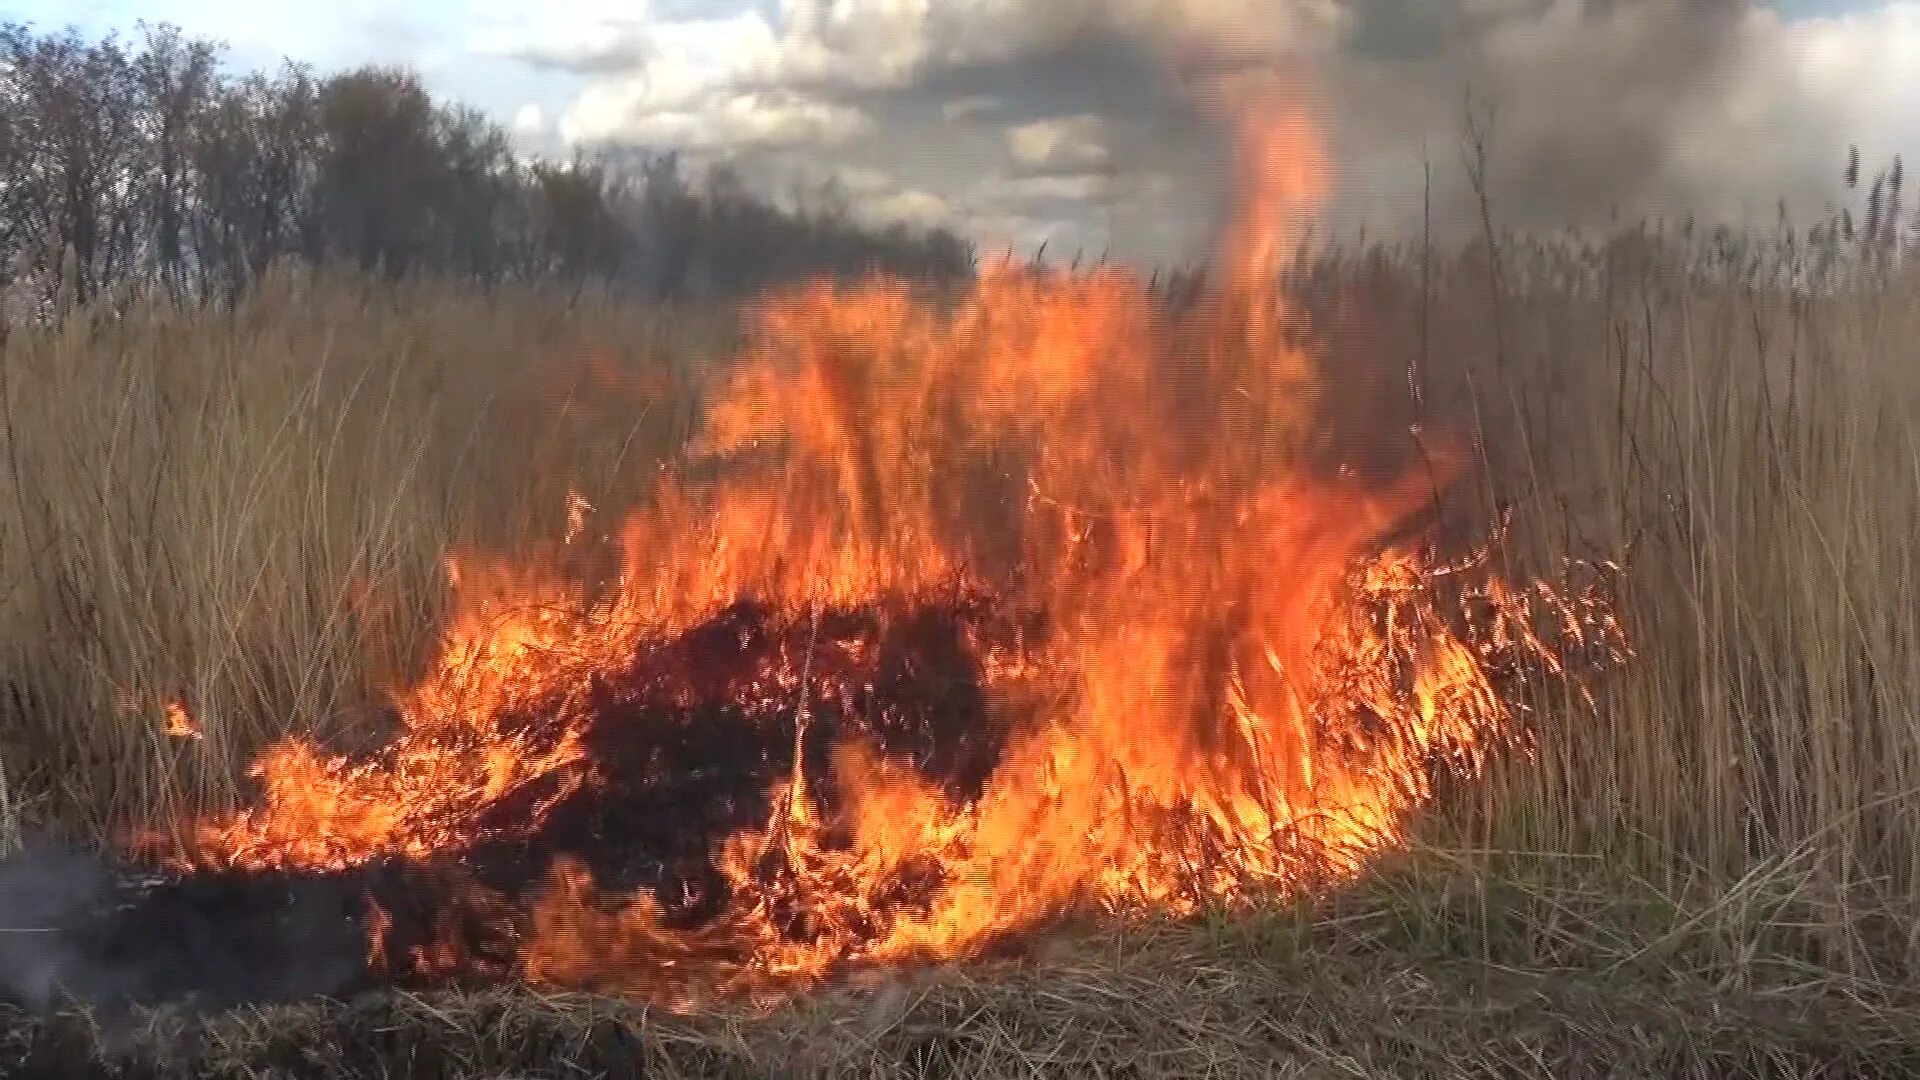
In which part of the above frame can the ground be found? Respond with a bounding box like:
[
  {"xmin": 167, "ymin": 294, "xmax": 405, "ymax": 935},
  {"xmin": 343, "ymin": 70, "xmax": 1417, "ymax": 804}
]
[{"xmin": 5, "ymin": 900, "xmax": 1919, "ymax": 1079}]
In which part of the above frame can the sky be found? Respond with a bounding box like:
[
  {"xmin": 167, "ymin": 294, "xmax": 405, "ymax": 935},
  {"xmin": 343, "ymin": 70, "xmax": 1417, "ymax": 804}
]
[{"xmin": 15, "ymin": 0, "xmax": 1920, "ymax": 263}]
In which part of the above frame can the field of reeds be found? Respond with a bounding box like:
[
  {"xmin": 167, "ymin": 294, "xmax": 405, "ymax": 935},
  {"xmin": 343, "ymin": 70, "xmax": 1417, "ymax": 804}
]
[{"xmin": 0, "ymin": 218, "xmax": 1917, "ymax": 1076}]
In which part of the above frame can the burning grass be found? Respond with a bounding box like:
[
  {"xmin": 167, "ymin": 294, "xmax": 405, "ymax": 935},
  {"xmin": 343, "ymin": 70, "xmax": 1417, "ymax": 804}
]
[
  {"xmin": 58, "ymin": 105, "xmax": 1627, "ymax": 1009},
  {"xmin": 0, "ymin": 95, "xmax": 1917, "ymax": 1078}
]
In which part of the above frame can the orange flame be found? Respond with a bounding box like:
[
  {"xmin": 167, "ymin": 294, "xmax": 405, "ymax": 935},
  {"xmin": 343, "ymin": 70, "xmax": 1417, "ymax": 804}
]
[
  {"xmin": 162, "ymin": 699, "xmax": 201, "ymax": 741},
  {"xmin": 564, "ymin": 490, "xmax": 593, "ymax": 546},
  {"xmin": 133, "ymin": 99, "xmax": 1624, "ymax": 1006}
]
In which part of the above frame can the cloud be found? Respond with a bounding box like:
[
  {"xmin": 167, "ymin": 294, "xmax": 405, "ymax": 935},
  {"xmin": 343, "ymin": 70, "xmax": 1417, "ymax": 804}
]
[
  {"xmin": 483, "ymin": 0, "xmax": 1920, "ymax": 260},
  {"xmin": 511, "ymin": 103, "xmax": 547, "ymax": 139},
  {"xmin": 757, "ymin": 0, "xmax": 1352, "ymax": 88},
  {"xmin": 1788, "ymin": 2, "xmax": 1920, "ymax": 181},
  {"xmin": 830, "ymin": 166, "xmax": 900, "ymax": 197},
  {"xmin": 564, "ymin": 87, "xmax": 874, "ymax": 150},
  {"xmin": 1005, "ymin": 115, "xmax": 1112, "ymax": 173},
  {"xmin": 942, "ymin": 95, "xmax": 1003, "ymax": 123},
  {"xmin": 870, "ymin": 188, "xmax": 957, "ymax": 226},
  {"xmin": 987, "ymin": 172, "xmax": 1118, "ymax": 203},
  {"xmin": 468, "ymin": 0, "xmax": 661, "ymax": 72}
]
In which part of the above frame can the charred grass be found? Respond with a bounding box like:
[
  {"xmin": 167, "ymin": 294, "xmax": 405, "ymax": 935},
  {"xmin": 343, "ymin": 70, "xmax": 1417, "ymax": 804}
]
[
  {"xmin": 1, "ymin": 234, "xmax": 1919, "ymax": 1075},
  {"xmin": 6, "ymin": 897, "xmax": 1920, "ymax": 1079}
]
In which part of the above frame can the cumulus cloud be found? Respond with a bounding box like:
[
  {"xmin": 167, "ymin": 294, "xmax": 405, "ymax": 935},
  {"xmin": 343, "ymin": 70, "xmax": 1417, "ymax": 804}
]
[
  {"xmin": 990, "ymin": 173, "xmax": 1118, "ymax": 203},
  {"xmin": 830, "ymin": 166, "xmax": 901, "ymax": 198},
  {"xmin": 763, "ymin": 0, "xmax": 1351, "ymax": 87},
  {"xmin": 565, "ymin": 88, "xmax": 873, "ymax": 150},
  {"xmin": 484, "ymin": 0, "xmax": 1920, "ymax": 260},
  {"xmin": 1005, "ymin": 115, "xmax": 1113, "ymax": 173},
  {"xmin": 468, "ymin": 0, "xmax": 661, "ymax": 71},
  {"xmin": 511, "ymin": 103, "xmax": 546, "ymax": 139},
  {"xmin": 870, "ymin": 188, "xmax": 957, "ymax": 226}
]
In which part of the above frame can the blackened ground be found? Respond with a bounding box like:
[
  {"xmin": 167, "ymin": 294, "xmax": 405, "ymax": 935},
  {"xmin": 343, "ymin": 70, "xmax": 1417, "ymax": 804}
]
[
  {"xmin": 458, "ymin": 593, "xmax": 1018, "ymax": 911},
  {"xmin": 0, "ymin": 848, "xmax": 374, "ymax": 1016},
  {"xmin": 2, "ymin": 591, "xmax": 1033, "ymax": 1013}
]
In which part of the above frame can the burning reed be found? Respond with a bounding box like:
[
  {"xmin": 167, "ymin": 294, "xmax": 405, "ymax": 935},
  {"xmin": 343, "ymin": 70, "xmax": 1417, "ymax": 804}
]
[
  {"xmin": 0, "ymin": 99, "xmax": 1914, "ymax": 1078},
  {"xmin": 82, "ymin": 105, "xmax": 1618, "ymax": 1008}
]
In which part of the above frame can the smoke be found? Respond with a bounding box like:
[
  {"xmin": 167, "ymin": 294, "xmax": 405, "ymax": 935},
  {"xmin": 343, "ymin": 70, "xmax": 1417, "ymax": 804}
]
[
  {"xmin": 984, "ymin": 0, "xmax": 1804, "ymax": 249},
  {"xmin": 1108, "ymin": 0, "xmax": 1847, "ymax": 241},
  {"xmin": 0, "ymin": 843, "xmax": 367, "ymax": 1023},
  {"xmin": 520, "ymin": 0, "xmax": 1912, "ymax": 259},
  {"xmin": 1315, "ymin": 0, "xmax": 1842, "ymax": 236},
  {"xmin": 0, "ymin": 846, "xmax": 120, "ymax": 1015}
]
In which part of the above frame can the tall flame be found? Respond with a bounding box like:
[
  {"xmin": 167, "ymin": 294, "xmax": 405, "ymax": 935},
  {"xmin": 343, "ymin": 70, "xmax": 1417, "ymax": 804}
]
[{"xmin": 134, "ymin": 98, "xmax": 1623, "ymax": 1008}]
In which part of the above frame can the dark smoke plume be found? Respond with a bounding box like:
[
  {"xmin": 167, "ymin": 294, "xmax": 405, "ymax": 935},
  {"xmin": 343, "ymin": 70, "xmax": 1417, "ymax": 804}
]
[{"xmin": 1318, "ymin": 0, "xmax": 1818, "ymax": 235}]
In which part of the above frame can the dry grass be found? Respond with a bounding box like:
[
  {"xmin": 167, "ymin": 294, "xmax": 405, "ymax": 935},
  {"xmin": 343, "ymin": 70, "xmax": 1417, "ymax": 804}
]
[
  {"xmin": 1, "ymin": 229, "xmax": 1918, "ymax": 1073},
  {"xmin": 0, "ymin": 265, "xmax": 729, "ymax": 838},
  {"xmin": 1410, "ymin": 235, "xmax": 1920, "ymax": 987}
]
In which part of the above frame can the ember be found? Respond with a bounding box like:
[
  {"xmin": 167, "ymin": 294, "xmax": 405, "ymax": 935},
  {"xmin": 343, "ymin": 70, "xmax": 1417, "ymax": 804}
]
[{"xmin": 121, "ymin": 94, "xmax": 1625, "ymax": 1011}]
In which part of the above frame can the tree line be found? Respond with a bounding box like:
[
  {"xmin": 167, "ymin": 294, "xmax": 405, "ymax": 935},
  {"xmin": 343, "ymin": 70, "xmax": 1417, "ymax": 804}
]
[{"xmin": 0, "ymin": 22, "xmax": 977, "ymax": 310}]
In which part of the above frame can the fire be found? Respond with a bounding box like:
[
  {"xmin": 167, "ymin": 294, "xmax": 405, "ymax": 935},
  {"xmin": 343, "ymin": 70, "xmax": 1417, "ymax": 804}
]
[
  {"xmin": 161, "ymin": 700, "xmax": 202, "ymax": 740},
  {"xmin": 131, "ymin": 101, "xmax": 1625, "ymax": 1007},
  {"xmin": 564, "ymin": 490, "xmax": 594, "ymax": 546}
]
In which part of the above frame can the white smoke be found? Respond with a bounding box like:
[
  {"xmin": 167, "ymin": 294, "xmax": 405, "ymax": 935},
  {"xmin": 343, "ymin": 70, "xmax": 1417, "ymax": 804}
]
[{"xmin": 0, "ymin": 844, "xmax": 367, "ymax": 1022}]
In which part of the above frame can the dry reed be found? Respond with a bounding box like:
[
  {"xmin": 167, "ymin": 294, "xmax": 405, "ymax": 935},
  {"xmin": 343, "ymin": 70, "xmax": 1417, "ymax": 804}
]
[{"xmin": 0, "ymin": 223, "xmax": 1917, "ymax": 1074}]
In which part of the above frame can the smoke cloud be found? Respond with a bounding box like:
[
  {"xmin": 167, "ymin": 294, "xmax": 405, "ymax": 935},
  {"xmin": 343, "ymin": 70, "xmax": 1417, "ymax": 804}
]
[{"xmin": 1318, "ymin": 0, "xmax": 1853, "ymax": 237}]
